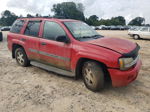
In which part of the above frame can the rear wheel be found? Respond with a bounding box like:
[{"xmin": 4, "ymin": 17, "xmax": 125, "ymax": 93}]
[
  {"xmin": 82, "ymin": 61, "xmax": 104, "ymax": 92},
  {"xmin": 133, "ymin": 35, "xmax": 140, "ymax": 40},
  {"xmin": 15, "ymin": 48, "xmax": 30, "ymax": 67}
]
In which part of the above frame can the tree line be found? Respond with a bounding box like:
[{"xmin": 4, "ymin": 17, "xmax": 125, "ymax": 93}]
[{"xmin": 0, "ymin": 2, "xmax": 148, "ymax": 26}]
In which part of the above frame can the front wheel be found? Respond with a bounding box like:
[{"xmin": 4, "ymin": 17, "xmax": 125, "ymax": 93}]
[
  {"xmin": 15, "ymin": 48, "xmax": 30, "ymax": 67},
  {"xmin": 82, "ymin": 61, "xmax": 104, "ymax": 92},
  {"xmin": 133, "ymin": 35, "xmax": 140, "ymax": 40}
]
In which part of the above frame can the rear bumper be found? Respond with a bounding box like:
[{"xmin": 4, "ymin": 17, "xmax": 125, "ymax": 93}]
[{"xmin": 108, "ymin": 60, "xmax": 142, "ymax": 87}]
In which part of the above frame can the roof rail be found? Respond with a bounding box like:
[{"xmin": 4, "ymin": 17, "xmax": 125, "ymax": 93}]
[
  {"xmin": 53, "ymin": 16, "xmax": 66, "ymax": 19},
  {"xmin": 18, "ymin": 16, "xmax": 66, "ymax": 19}
]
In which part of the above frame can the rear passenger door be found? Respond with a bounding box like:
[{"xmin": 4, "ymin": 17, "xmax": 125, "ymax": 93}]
[
  {"xmin": 39, "ymin": 21, "xmax": 72, "ymax": 71},
  {"xmin": 23, "ymin": 20, "xmax": 41, "ymax": 61}
]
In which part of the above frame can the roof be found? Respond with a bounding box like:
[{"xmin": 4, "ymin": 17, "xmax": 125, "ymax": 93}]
[{"xmin": 17, "ymin": 17, "xmax": 80, "ymax": 22}]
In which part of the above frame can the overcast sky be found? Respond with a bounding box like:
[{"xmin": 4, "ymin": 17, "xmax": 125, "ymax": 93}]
[{"xmin": 0, "ymin": 0, "xmax": 150, "ymax": 24}]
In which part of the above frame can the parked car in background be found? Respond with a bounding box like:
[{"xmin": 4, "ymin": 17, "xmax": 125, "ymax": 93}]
[
  {"xmin": 0, "ymin": 26, "xmax": 11, "ymax": 31},
  {"xmin": 99, "ymin": 25, "xmax": 108, "ymax": 30},
  {"xmin": 94, "ymin": 26, "xmax": 99, "ymax": 30},
  {"xmin": 90, "ymin": 26, "xmax": 96, "ymax": 30},
  {"xmin": 106, "ymin": 26, "xmax": 111, "ymax": 30},
  {"xmin": 116, "ymin": 25, "xmax": 125, "ymax": 30},
  {"xmin": 110, "ymin": 25, "xmax": 118, "ymax": 30},
  {"xmin": 0, "ymin": 31, "xmax": 3, "ymax": 41},
  {"xmin": 95, "ymin": 25, "xmax": 130, "ymax": 31},
  {"xmin": 124, "ymin": 26, "xmax": 130, "ymax": 30},
  {"xmin": 128, "ymin": 27, "xmax": 140, "ymax": 39},
  {"xmin": 128, "ymin": 27, "xmax": 150, "ymax": 39}
]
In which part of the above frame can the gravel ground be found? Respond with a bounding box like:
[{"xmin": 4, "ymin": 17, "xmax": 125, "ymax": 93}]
[{"xmin": 0, "ymin": 31, "xmax": 150, "ymax": 112}]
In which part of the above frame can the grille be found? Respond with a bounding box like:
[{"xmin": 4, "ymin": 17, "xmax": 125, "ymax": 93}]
[{"xmin": 122, "ymin": 43, "xmax": 140, "ymax": 59}]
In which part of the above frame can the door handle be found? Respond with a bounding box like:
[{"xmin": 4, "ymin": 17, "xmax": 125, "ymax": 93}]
[
  {"xmin": 41, "ymin": 42, "xmax": 47, "ymax": 45},
  {"xmin": 20, "ymin": 38, "xmax": 26, "ymax": 41}
]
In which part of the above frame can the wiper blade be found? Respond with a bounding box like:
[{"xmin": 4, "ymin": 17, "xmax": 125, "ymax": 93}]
[
  {"xmin": 75, "ymin": 36, "xmax": 92, "ymax": 40},
  {"xmin": 82, "ymin": 36, "xmax": 92, "ymax": 38},
  {"xmin": 92, "ymin": 35, "xmax": 104, "ymax": 38},
  {"xmin": 76, "ymin": 35, "xmax": 103, "ymax": 40}
]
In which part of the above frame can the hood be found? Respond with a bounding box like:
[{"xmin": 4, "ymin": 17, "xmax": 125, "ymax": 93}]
[{"xmin": 87, "ymin": 37, "xmax": 136, "ymax": 54}]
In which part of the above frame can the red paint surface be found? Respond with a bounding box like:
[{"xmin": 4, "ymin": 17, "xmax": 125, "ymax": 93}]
[
  {"xmin": 7, "ymin": 18, "xmax": 142, "ymax": 87},
  {"xmin": 108, "ymin": 60, "xmax": 142, "ymax": 87}
]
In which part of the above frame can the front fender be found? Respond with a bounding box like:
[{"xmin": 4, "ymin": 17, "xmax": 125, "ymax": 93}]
[{"xmin": 71, "ymin": 49, "xmax": 121, "ymax": 71}]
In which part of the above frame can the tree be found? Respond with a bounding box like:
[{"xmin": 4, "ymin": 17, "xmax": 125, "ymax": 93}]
[
  {"xmin": 27, "ymin": 14, "xmax": 34, "ymax": 18},
  {"xmin": 86, "ymin": 15, "xmax": 99, "ymax": 26},
  {"xmin": 128, "ymin": 17, "xmax": 145, "ymax": 26},
  {"xmin": 51, "ymin": 2, "xmax": 85, "ymax": 21},
  {"xmin": 77, "ymin": 3, "xmax": 84, "ymax": 12},
  {"xmin": 110, "ymin": 16, "xmax": 126, "ymax": 25},
  {"xmin": 19, "ymin": 14, "xmax": 23, "ymax": 18},
  {"xmin": 99, "ymin": 19, "xmax": 111, "ymax": 26},
  {"xmin": 35, "ymin": 13, "xmax": 41, "ymax": 17},
  {"xmin": 98, "ymin": 16, "xmax": 126, "ymax": 26},
  {"xmin": 0, "ymin": 10, "xmax": 18, "ymax": 26},
  {"xmin": 145, "ymin": 24, "xmax": 150, "ymax": 26}
]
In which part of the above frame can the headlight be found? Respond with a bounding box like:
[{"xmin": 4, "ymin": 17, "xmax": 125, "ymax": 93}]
[{"xmin": 119, "ymin": 57, "xmax": 134, "ymax": 70}]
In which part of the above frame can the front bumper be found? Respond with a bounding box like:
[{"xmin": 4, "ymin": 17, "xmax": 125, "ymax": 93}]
[
  {"xmin": 128, "ymin": 33, "xmax": 133, "ymax": 37},
  {"xmin": 108, "ymin": 60, "xmax": 142, "ymax": 87}
]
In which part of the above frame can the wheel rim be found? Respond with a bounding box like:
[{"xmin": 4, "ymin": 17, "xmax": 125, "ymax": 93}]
[
  {"xmin": 83, "ymin": 66, "xmax": 96, "ymax": 87},
  {"xmin": 134, "ymin": 35, "xmax": 139, "ymax": 39},
  {"xmin": 16, "ymin": 51, "xmax": 25, "ymax": 65}
]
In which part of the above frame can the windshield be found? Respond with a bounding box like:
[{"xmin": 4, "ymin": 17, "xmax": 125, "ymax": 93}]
[
  {"xmin": 64, "ymin": 21, "xmax": 103, "ymax": 41},
  {"xmin": 129, "ymin": 27, "xmax": 140, "ymax": 31}
]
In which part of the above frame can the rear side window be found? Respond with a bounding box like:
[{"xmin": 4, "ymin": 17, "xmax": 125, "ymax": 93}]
[
  {"xmin": 43, "ymin": 21, "xmax": 66, "ymax": 40},
  {"xmin": 24, "ymin": 21, "xmax": 41, "ymax": 37},
  {"xmin": 10, "ymin": 20, "xmax": 25, "ymax": 33}
]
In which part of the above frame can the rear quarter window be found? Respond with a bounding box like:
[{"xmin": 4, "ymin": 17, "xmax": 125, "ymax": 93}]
[{"xmin": 10, "ymin": 20, "xmax": 25, "ymax": 33}]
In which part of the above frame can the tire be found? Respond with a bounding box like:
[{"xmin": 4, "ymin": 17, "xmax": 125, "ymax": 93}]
[
  {"xmin": 15, "ymin": 48, "xmax": 30, "ymax": 67},
  {"xmin": 133, "ymin": 35, "xmax": 140, "ymax": 40},
  {"xmin": 0, "ymin": 32, "xmax": 3, "ymax": 42},
  {"xmin": 82, "ymin": 61, "xmax": 104, "ymax": 92}
]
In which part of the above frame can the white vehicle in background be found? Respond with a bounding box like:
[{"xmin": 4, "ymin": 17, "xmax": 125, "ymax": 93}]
[{"xmin": 128, "ymin": 27, "xmax": 150, "ymax": 39}]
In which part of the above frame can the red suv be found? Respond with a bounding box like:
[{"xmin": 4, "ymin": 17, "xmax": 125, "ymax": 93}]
[{"xmin": 7, "ymin": 18, "xmax": 142, "ymax": 91}]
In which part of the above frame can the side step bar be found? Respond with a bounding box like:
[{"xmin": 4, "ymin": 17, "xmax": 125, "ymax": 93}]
[{"xmin": 30, "ymin": 61, "xmax": 75, "ymax": 77}]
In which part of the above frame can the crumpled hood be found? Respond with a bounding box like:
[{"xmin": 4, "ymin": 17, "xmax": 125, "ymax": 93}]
[{"xmin": 87, "ymin": 37, "xmax": 136, "ymax": 54}]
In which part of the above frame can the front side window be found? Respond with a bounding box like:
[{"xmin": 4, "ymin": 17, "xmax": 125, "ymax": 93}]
[
  {"xmin": 43, "ymin": 21, "xmax": 66, "ymax": 41},
  {"xmin": 64, "ymin": 21, "xmax": 103, "ymax": 41},
  {"xmin": 10, "ymin": 20, "xmax": 25, "ymax": 33},
  {"xmin": 24, "ymin": 21, "xmax": 41, "ymax": 37}
]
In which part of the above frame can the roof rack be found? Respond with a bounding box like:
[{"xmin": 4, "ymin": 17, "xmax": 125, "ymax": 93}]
[{"xmin": 18, "ymin": 16, "xmax": 66, "ymax": 19}]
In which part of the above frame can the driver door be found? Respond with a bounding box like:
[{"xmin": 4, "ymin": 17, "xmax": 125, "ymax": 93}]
[{"xmin": 39, "ymin": 21, "xmax": 72, "ymax": 71}]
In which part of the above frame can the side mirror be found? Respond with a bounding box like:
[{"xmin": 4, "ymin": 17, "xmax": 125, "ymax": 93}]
[{"xmin": 56, "ymin": 35, "xmax": 70, "ymax": 43}]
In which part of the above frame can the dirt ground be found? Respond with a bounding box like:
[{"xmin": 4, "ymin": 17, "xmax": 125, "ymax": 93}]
[{"xmin": 0, "ymin": 31, "xmax": 150, "ymax": 112}]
